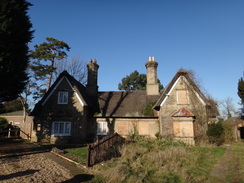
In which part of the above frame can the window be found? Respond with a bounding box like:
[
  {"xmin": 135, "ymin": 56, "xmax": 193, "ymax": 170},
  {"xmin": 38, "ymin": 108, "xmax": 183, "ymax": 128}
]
[
  {"xmin": 177, "ymin": 91, "xmax": 189, "ymax": 104},
  {"xmin": 97, "ymin": 122, "xmax": 108, "ymax": 135},
  {"xmin": 173, "ymin": 122, "xmax": 194, "ymax": 137},
  {"xmin": 58, "ymin": 91, "xmax": 68, "ymax": 104},
  {"xmin": 37, "ymin": 124, "xmax": 41, "ymax": 131},
  {"xmin": 52, "ymin": 121, "xmax": 71, "ymax": 136}
]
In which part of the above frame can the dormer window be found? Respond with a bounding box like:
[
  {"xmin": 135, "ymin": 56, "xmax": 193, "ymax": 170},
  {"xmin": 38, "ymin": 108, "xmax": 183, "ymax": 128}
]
[
  {"xmin": 177, "ymin": 90, "xmax": 189, "ymax": 104},
  {"xmin": 58, "ymin": 91, "xmax": 68, "ymax": 104}
]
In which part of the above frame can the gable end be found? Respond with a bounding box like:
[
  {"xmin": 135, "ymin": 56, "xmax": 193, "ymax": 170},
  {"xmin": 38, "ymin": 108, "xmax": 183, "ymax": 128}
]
[
  {"xmin": 41, "ymin": 76, "xmax": 85, "ymax": 107},
  {"xmin": 160, "ymin": 75, "xmax": 206, "ymax": 107}
]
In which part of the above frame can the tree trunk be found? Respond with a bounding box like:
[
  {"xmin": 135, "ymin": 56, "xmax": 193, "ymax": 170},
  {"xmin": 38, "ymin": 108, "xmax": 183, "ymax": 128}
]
[{"xmin": 46, "ymin": 58, "xmax": 55, "ymax": 92}]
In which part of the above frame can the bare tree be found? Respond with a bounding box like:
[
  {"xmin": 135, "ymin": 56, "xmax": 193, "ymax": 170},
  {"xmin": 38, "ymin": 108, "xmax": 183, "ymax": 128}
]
[
  {"xmin": 219, "ymin": 97, "xmax": 237, "ymax": 119},
  {"xmin": 53, "ymin": 56, "xmax": 87, "ymax": 84}
]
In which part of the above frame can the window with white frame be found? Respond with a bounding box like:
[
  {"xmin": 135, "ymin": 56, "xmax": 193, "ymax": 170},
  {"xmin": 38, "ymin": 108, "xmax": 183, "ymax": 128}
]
[
  {"xmin": 97, "ymin": 122, "xmax": 108, "ymax": 135},
  {"xmin": 52, "ymin": 121, "xmax": 71, "ymax": 136},
  {"xmin": 177, "ymin": 90, "xmax": 189, "ymax": 104},
  {"xmin": 58, "ymin": 91, "xmax": 68, "ymax": 104}
]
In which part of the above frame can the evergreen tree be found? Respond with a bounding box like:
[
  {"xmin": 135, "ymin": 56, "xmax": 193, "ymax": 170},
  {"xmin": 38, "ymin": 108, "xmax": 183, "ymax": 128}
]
[
  {"xmin": 238, "ymin": 77, "xmax": 244, "ymax": 118},
  {"xmin": 0, "ymin": 99, "xmax": 23, "ymax": 114},
  {"xmin": 238, "ymin": 77, "xmax": 244, "ymax": 104},
  {"xmin": 118, "ymin": 70, "xmax": 163, "ymax": 91},
  {"xmin": 0, "ymin": 0, "xmax": 33, "ymax": 103},
  {"xmin": 29, "ymin": 37, "xmax": 70, "ymax": 98}
]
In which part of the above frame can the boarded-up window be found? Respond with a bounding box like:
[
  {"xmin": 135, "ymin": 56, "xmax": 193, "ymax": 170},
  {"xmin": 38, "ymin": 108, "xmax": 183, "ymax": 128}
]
[
  {"xmin": 177, "ymin": 91, "xmax": 189, "ymax": 104},
  {"xmin": 138, "ymin": 123, "xmax": 149, "ymax": 135},
  {"xmin": 117, "ymin": 122, "xmax": 129, "ymax": 135},
  {"xmin": 173, "ymin": 122, "xmax": 194, "ymax": 137}
]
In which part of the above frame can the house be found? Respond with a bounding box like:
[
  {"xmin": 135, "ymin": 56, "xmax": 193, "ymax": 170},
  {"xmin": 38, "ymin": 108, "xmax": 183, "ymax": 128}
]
[
  {"xmin": 225, "ymin": 117, "xmax": 244, "ymax": 141},
  {"xmin": 0, "ymin": 110, "xmax": 33, "ymax": 139},
  {"xmin": 31, "ymin": 57, "xmax": 218, "ymax": 145}
]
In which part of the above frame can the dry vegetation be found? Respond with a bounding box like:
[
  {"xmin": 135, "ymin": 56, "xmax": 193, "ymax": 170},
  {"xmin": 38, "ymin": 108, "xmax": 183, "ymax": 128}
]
[{"xmin": 90, "ymin": 139, "xmax": 226, "ymax": 183}]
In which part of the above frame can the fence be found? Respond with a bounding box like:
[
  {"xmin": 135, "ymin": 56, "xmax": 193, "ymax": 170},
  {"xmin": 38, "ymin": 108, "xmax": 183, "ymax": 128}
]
[
  {"xmin": 0, "ymin": 128, "xmax": 20, "ymax": 138},
  {"xmin": 86, "ymin": 133, "xmax": 125, "ymax": 167}
]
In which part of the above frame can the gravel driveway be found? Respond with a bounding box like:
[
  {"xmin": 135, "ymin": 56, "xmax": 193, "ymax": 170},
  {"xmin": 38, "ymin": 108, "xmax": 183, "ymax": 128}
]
[{"xmin": 0, "ymin": 138, "xmax": 92, "ymax": 183}]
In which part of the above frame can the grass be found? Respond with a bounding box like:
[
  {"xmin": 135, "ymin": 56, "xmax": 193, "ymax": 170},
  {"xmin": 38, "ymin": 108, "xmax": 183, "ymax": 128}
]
[
  {"xmin": 225, "ymin": 142, "xmax": 244, "ymax": 182},
  {"xmin": 187, "ymin": 146, "xmax": 226, "ymax": 177},
  {"xmin": 37, "ymin": 139, "xmax": 244, "ymax": 183},
  {"xmin": 91, "ymin": 139, "xmax": 227, "ymax": 183},
  {"xmin": 37, "ymin": 142, "xmax": 87, "ymax": 165},
  {"xmin": 63, "ymin": 146, "xmax": 87, "ymax": 164}
]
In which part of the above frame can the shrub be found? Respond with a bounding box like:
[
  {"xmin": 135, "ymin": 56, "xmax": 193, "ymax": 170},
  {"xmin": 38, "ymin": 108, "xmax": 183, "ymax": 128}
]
[
  {"xmin": 207, "ymin": 121, "xmax": 235, "ymax": 145},
  {"xmin": 0, "ymin": 117, "xmax": 10, "ymax": 133},
  {"xmin": 207, "ymin": 122, "xmax": 224, "ymax": 145},
  {"xmin": 221, "ymin": 122, "xmax": 235, "ymax": 142}
]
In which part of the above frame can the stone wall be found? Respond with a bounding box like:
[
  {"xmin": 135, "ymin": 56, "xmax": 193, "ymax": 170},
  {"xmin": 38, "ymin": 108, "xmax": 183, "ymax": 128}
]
[
  {"xmin": 0, "ymin": 114, "xmax": 33, "ymax": 140},
  {"xmin": 96, "ymin": 118, "xmax": 159, "ymax": 138}
]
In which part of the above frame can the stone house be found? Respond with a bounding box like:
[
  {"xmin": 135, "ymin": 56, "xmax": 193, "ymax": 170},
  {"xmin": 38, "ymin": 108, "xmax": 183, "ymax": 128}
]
[
  {"xmin": 225, "ymin": 117, "xmax": 244, "ymax": 141},
  {"xmin": 0, "ymin": 110, "xmax": 33, "ymax": 139},
  {"xmin": 31, "ymin": 57, "xmax": 218, "ymax": 144}
]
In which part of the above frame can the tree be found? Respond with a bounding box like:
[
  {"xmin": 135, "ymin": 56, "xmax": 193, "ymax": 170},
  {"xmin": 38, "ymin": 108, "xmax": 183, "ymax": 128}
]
[
  {"xmin": 29, "ymin": 37, "xmax": 70, "ymax": 98},
  {"xmin": 0, "ymin": 0, "xmax": 33, "ymax": 103},
  {"xmin": 238, "ymin": 77, "xmax": 244, "ymax": 103},
  {"xmin": 219, "ymin": 97, "xmax": 237, "ymax": 119},
  {"xmin": 238, "ymin": 76, "xmax": 244, "ymax": 118},
  {"xmin": 53, "ymin": 56, "xmax": 87, "ymax": 84},
  {"xmin": 0, "ymin": 99, "xmax": 23, "ymax": 114},
  {"xmin": 0, "ymin": 117, "xmax": 10, "ymax": 133},
  {"xmin": 118, "ymin": 70, "xmax": 163, "ymax": 91}
]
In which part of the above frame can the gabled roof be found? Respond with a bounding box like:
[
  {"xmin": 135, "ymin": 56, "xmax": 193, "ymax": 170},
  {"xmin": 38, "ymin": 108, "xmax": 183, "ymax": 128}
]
[
  {"xmin": 96, "ymin": 91, "xmax": 159, "ymax": 118},
  {"xmin": 172, "ymin": 108, "xmax": 194, "ymax": 117},
  {"xmin": 31, "ymin": 71, "xmax": 94, "ymax": 115},
  {"xmin": 225, "ymin": 117, "xmax": 244, "ymax": 125},
  {"xmin": 0, "ymin": 110, "xmax": 24, "ymax": 116},
  {"xmin": 154, "ymin": 69, "xmax": 208, "ymax": 110}
]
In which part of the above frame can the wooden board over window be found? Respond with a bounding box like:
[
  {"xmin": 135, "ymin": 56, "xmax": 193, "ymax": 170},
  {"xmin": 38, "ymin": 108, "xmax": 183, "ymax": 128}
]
[
  {"xmin": 173, "ymin": 122, "xmax": 194, "ymax": 137},
  {"xmin": 177, "ymin": 91, "xmax": 189, "ymax": 104}
]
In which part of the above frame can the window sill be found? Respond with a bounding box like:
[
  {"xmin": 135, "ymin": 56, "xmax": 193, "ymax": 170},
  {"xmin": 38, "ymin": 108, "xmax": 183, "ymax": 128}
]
[
  {"xmin": 97, "ymin": 133, "xmax": 108, "ymax": 136},
  {"xmin": 52, "ymin": 134, "xmax": 71, "ymax": 137}
]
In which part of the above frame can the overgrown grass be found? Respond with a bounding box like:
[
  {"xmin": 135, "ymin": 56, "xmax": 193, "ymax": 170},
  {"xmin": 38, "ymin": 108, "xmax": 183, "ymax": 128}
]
[
  {"xmin": 226, "ymin": 142, "xmax": 244, "ymax": 182},
  {"xmin": 187, "ymin": 146, "xmax": 226, "ymax": 177},
  {"xmin": 91, "ymin": 139, "xmax": 226, "ymax": 183}
]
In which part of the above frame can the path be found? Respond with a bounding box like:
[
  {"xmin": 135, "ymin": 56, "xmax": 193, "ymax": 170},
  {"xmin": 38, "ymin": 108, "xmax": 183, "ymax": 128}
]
[
  {"xmin": 0, "ymin": 138, "xmax": 93, "ymax": 183},
  {"xmin": 209, "ymin": 144, "xmax": 232, "ymax": 182}
]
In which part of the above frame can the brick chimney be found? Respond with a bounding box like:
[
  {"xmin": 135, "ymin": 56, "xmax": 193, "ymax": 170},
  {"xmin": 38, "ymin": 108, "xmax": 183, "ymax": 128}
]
[
  {"xmin": 86, "ymin": 59, "xmax": 99, "ymax": 97},
  {"xmin": 145, "ymin": 56, "xmax": 159, "ymax": 95}
]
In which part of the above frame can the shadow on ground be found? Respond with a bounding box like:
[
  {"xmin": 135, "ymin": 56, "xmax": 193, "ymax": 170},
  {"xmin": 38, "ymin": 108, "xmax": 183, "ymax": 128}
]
[
  {"xmin": 62, "ymin": 174, "xmax": 94, "ymax": 183},
  {"xmin": 0, "ymin": 169, "xmax": 39, "ymax": 181}
]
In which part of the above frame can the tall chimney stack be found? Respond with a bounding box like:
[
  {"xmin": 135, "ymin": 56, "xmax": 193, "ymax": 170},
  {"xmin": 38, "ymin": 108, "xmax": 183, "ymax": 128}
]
[
  {"xmin": 86, "ymin": 59, "xmax": 99, "ymax": 97},
  {"xmin": 145, "ymin": 56, "xmax": 159, "ymax": 95}
]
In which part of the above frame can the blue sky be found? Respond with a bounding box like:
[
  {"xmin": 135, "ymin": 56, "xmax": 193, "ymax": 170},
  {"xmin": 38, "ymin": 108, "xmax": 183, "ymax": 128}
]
[{"xmin": 28, "ymin": 0, "xmax": 244, "ymax": 110}]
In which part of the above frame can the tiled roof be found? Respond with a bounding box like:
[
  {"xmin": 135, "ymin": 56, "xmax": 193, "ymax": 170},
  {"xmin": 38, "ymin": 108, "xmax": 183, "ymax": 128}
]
[
  {"xmin": 0, "ymin": 110, "xmax": 24, "ymax": 116},
  {"xmin": 96, "ymin": 91, "xmax": 159, "ymax": 117},
  {"xmin": 172, "ymin": 108, "xmax": 194, "ymax": 117},
  {"xmin": 225, "ymin": 117, "xmax": 244, "ymax": 125}
]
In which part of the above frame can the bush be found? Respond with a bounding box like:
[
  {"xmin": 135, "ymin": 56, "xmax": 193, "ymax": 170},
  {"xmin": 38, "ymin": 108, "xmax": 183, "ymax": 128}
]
[
  {"xmin": 0, "ymin": 117, "xmax": 10, "ymax": 133},
  {"xmin": 207, "ymin": 122, "xmax": 224, "ymax": 145},
  {"xmin": 207, "ymin": 121, "xmax": 235, "ymax": 145},
  {"xmin": 221, "ymin": 122, "xmax": 235, "ymax": 142}
]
